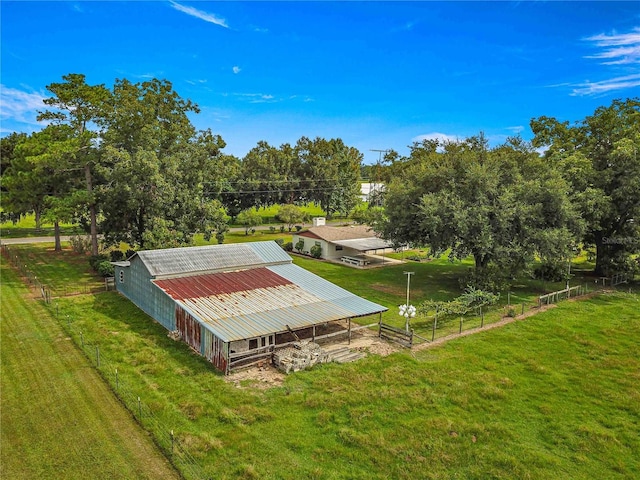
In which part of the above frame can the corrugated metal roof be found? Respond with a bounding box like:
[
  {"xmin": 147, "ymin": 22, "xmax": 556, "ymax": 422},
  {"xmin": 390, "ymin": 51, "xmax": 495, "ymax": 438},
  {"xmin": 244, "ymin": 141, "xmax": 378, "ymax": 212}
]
[
  {"xmin": 332, "ymin": 237, "xmax": 394, "ymax": 251},
  {"xmin": 152, "ymin": 264, "xmax": 387, "ymax": 342},
  {"xmin": 135, "ymin": 241, "xmax": 291, "ymax": 277},
  {"xmin": 269, "ymin": 263, "xmax": 388, "ymax": 317}
]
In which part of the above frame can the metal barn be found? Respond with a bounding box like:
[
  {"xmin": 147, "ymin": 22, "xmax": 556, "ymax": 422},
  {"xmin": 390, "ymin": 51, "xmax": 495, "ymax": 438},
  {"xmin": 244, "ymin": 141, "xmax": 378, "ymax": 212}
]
[{"xmin": 114, "ymin": 241, "xmax": 387, "ymax": 373}]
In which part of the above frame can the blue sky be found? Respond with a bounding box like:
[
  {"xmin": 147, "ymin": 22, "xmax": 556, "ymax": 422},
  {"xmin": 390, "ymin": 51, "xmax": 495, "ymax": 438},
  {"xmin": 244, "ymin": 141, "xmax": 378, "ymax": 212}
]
[{"xmin": 1, "ymin": 1, "xmax": 639, "ymax": 163}]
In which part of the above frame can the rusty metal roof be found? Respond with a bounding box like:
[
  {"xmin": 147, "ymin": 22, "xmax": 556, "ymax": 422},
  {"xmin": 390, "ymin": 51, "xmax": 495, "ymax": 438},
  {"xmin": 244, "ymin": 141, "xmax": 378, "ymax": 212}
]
[
  {"xmin": 135, "ymin": 241, "xmax": 291, "ymax": 278},
  {"xmin": 153, "ymin": 265, "xmax": 387, "ymax": 342}
]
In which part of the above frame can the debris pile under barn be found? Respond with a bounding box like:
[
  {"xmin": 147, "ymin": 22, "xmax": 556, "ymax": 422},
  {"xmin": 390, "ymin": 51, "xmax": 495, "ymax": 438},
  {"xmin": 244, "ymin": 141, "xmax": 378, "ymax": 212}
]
[
  {"xmin": 273, "ymin": 341, "xmax": 331, "ymax": 374},
  {"xmin": 272, "ymin": 341, "xmax": 368, "ymax": 373}
]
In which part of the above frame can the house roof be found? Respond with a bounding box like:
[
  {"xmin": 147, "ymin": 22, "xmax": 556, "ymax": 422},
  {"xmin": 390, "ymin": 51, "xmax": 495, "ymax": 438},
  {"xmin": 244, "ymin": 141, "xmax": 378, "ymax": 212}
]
[
  {"xmin": 153, "ymin": 263, "xmax": 387, "ymax": 342},
  {"xmin": 299, "ymin": 225, "xmax": 377, "ymax": 242},
  {"xmin": 299, "ymin": 225, "xmax": 394, "ymax": 251},
  {"xmin": 133, "ymin": 241, "xmax": 291, "ymax": 278}
]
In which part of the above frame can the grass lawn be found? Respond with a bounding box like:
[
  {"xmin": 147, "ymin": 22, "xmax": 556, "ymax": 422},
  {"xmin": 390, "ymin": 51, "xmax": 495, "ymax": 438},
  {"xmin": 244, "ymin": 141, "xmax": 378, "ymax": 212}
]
[
  {"xmin": 3, "ymin": 243, "xmax": 104, "ymax": 294},
  {"xmin": 4, "ymin": 242, "xmax": 639, "ymax": 479},
  {"xmin": 0, "ymin": 263, "xmax": 180, "ymax": 480},
  {"xmin": 49, "ymin": 289, "xmax": 640, "ymax": 479},
  {"xmin": 0, "ymin": 214, "xmax": 79, "ymax": 239}
]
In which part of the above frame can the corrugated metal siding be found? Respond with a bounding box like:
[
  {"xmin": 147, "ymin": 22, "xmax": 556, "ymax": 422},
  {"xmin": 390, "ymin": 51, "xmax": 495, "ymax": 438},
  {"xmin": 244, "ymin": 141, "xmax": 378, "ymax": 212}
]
[
  {"xmin": 203, "ymin": 329, "xmax": 228, "ymax": 372},
  {"xmin": 115, "ymin": 257, "xmax": 175, "ymax": 331},
  {"xmin": 136, "ymin": 241, "xmax": 290, "ymax": 277},
  {"xmin": 176, "ymin": 306, "xmax": 202, "ymax": 353}
]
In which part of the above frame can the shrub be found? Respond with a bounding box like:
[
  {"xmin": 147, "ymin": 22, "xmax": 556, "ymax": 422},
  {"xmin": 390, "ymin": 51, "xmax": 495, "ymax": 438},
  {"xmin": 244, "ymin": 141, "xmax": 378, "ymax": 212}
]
[
  {"xmin": 283, "ymin": 242, "xmax": 293, "ymax": 252},
  {"xmin": 295, "ymin": 239, "xmax": 305, "ymax": 253},
  {"xmin": 89, "ymin": 254, "xmax": 109, "ymax": 270},
  {"xmin": 269, "ymin": 226, "xmax": 276, "ymax": 233},
  {"xmin": 295, "ymin": 225, "xmax": 303, "ymax": 232},
  {"xmin": 125, "ymin": 249, "xmax": 136, "ymax": 259},
  {"xmin": 96, "ymin": 260, "xmax": 115, "ymax": 278},
  {"xmin": 69, "ymin": 234, "xmax": 91, "ymax": 254},
  {"xmin": 310, "ymin": 245, "xmax": 322, "ymax": 259},
  {"xmin": 533, "ymin": 263, "xmax": 567, "ymax": 282},
  {"xmin": 280, "ymin": 225, "xmax": 285, "ymax": 233},
  {"xmin": 275, "ymin": 238, "xmax": 284, "ymax": 247},
  {"xmin": 110, "ymin": 250, "xmax": 125, "ymax": 262}
]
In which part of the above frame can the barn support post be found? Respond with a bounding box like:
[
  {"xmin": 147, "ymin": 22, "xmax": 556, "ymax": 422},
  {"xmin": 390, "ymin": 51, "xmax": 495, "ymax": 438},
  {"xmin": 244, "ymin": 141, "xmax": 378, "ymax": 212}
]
[
  {"xmin": 348, "ymin": 318, "xmax": 352, "ymax": 345},
  {"xmin": 312, "ymin": 325, "xmax": 316, "ymax": 342}
]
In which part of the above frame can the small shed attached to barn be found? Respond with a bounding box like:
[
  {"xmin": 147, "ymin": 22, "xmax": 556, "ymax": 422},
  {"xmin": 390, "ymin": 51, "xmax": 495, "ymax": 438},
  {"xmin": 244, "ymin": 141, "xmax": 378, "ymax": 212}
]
[{"xmin": 113, "ymin": 241, "xmax": 387, "ymax": 373}]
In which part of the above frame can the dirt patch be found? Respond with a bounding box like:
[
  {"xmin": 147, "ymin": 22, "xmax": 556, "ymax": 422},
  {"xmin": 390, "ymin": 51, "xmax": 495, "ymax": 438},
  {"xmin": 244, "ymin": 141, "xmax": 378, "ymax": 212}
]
[
  {"xmin": 225, "ymin": 327, "xmax": 401, "ymax": 389},
  {"xmin": 370, "ymin": 283, "xmax": 404, "ymax": 295}
]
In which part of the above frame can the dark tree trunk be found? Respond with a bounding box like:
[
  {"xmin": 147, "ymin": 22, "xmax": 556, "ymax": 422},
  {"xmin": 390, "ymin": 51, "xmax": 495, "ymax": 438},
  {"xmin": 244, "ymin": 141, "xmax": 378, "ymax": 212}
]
[
  {"xmin": 594, "ymin": 231, "xmax": 606, "ymax": 277},
  {"xmin": 85, "ymin": 164, "xmax": 99, "ymax": 256},
  {"xmin": 54, "ymin": 221, "xmax": 61, "ymax": 251}
]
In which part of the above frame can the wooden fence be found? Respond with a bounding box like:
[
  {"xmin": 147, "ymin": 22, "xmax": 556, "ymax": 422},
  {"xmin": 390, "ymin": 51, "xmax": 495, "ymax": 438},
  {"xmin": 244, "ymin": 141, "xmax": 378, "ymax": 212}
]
[
  {"xmin": 538, "ymin": 285, "xmax": 586, "ymax": 307},
  {"xmin": 379, "ymin": 323, "xmax": 413, "ymax": 348}
]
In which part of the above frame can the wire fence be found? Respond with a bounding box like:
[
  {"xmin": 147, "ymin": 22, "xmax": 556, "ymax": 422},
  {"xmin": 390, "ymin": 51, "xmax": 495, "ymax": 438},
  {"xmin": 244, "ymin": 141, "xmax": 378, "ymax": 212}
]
[
  {"xmin": 2, "ymin": 244, "xmax": 208, "ymax": 480},
  {"xmin": 407, "ymin": 282, "xmax": 614, "ymax": 347},
  {"xmin": 54, "ymin": 307, "xmax": 208, "ymax": 480},
  {"xmin": 1, "ymin": 244, "xmax": 114, "ymax": 301}
]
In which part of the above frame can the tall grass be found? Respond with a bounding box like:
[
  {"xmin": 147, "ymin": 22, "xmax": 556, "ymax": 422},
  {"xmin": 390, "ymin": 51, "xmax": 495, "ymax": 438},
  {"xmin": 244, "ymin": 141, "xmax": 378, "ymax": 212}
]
[{"xmin": 50, "ymin": 290, "xmax": 640, "ymax": 479}]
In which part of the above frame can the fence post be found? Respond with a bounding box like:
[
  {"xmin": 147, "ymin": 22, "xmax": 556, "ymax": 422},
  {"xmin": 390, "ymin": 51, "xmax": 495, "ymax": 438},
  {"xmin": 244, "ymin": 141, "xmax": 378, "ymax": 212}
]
[
  {"xmin": 508, "ymin": 292, "xmax": 511, "ymax": 307},
  {"xmin": 521, "ymin": 303, "xmax": 525, "ymax": 316},
  {"xmin": 459, "ymin": 317, "xmax": 463, "ymax": 334},
  {"xmin": 115, "ymin": 368, "xmax": 119, "ymax": 391},
  {"xmin": 432, "ymin": 315, "xmax": 437, "ymax": 342}
]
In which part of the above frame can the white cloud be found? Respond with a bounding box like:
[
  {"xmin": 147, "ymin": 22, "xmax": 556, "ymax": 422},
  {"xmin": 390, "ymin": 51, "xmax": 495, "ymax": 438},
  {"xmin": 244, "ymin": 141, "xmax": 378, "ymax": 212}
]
[
  {"xmin": 169, "ymin": 1, "xmax": 228, "ymax": 28},
  {"xmin": 569, "ymin": 73, "xmax": 640, "ymax": 96},
  {"xmin": 411, "ymin": 132, "xmax": 459, "ymax": 144},
  {"xmin": 506, "ymin": 126, "xmax": 524, "ymax": 134},
  {"xmin": 0, "ymin": 85, "xmax": 46, "ymax": 123},
  {"xmin": 584, "ymin": 27, "xmax": 640, "ymax": 65},
  {"xmin": 232, "ymin": 66, "xmax": 241, "ymax": 74}
]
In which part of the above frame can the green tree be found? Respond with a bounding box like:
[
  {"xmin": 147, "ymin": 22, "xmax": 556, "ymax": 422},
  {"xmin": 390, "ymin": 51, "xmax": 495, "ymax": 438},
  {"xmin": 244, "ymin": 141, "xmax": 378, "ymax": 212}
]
[
  {"xmin": 37, "ymin": 73, "xmax": 112, "ymax": 255},
  {"xmin": 531, "ymin": 98, "xmax": 640, "ymax": 275},
  {"xmin": 98, "ymin": 79, "xmax": 228, "ymax": 248},
  {"xmin": 296, "ymin": 137, "xmax": 362, "ymax": 218},
  {"xmin": 379, "ymin": 134, "xmax": 582, "ymax": 289},
  {"xmin": 276, "ymin": 204, "xmax": 304, "ymax": 232},
  {"xmin": 236, "ymin": 209, "xmax": 263, "ymax": 235}
]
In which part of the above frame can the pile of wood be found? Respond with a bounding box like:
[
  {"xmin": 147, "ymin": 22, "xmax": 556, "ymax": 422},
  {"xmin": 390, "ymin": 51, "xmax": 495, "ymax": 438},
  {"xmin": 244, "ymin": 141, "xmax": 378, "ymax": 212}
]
[{"xmin": 273, "ymin": 341, "xmax": 330, "ymax": 374}]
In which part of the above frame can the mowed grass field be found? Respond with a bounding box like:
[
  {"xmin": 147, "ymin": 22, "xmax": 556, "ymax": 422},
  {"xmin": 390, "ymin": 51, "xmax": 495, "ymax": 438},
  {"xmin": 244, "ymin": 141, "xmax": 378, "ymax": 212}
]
[
  {"xmin": 0, "ymin": 263, "xmax": 180, "ymax": 480},
  {"xmin": 3, "ymin": 242, "xmax": 640, "ymax": 479}
]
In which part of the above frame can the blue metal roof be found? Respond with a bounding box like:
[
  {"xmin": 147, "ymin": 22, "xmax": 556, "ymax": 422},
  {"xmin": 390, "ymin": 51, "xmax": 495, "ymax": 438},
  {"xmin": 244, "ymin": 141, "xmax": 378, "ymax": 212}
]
[{"xmin": 135, "ymin": 241, "xmax": 291, "ymax": 278}]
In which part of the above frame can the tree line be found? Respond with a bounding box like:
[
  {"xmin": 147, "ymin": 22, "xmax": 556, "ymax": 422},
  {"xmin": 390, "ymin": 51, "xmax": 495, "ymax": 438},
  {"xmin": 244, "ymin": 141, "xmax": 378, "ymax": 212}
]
[
  {"xmin": 0, "ymin": 74, "xmax": 362, "ymax": 254},
  {"xmin": 1, "ymin": 73, "xmax": 638, "ymax": 287},
  {"xmin": 373, "ymin": 98, "xmax": 639, "ymax": 285}
]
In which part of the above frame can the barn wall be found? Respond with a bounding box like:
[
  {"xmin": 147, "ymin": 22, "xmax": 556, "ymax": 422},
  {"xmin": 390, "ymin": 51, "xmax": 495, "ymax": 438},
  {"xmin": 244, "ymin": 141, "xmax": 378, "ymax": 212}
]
[
  {"xmin": 176, "ymin": 307, "xmax": 202, "ymax": 353},
  {"xmin": 115, "ymin": 258, "xmax": 176, "ymax": 331},
  {"xmin": 203, "ymin": 327, "xmax": 229, "ymax": 373}
]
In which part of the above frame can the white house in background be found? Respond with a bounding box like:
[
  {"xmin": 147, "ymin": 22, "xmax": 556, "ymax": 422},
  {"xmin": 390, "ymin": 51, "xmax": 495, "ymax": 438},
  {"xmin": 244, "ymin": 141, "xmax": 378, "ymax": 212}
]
[
  {"xmin": 292, "ymin": 224, "xmax": 395, "ymax": 265},
  {"xmin": 360, "ymin": 182, "xmax": 385, "ymax": 203}
]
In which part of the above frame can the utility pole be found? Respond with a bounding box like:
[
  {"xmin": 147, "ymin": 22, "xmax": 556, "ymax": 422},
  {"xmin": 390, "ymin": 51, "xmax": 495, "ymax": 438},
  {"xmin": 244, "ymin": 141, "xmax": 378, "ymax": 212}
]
[{"xmin": 369, "ymin": 149, "xmax": 390, "ymax": 206}]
